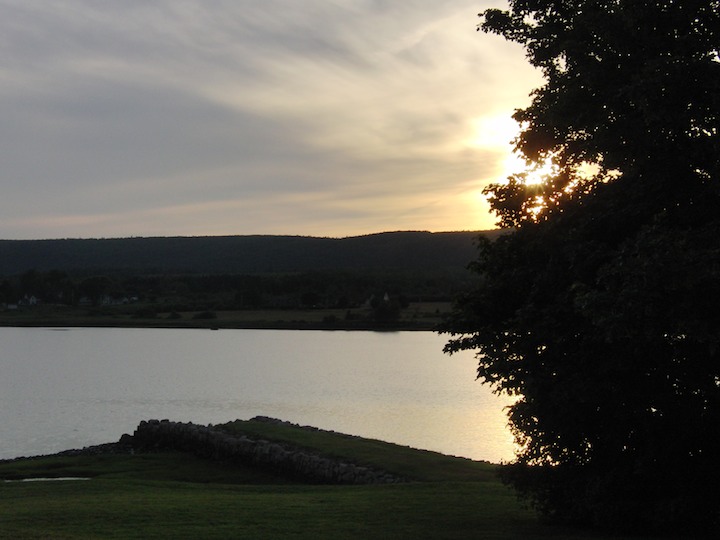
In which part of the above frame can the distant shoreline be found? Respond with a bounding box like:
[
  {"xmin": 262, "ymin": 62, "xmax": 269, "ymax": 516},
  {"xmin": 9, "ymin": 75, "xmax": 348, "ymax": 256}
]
[
  {"xmin": 0, "ymin": 320, "xmax": 436, "ymax": 331},
  {"xmin": 0, "ymin": 303, "xmax": 450, "ymax": 332}
]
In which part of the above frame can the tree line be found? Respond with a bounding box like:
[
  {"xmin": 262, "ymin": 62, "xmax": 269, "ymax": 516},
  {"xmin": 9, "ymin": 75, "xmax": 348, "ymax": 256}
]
[{"xmin": 1, "ymin": 267, "xmax": 476, "ymax": 314}]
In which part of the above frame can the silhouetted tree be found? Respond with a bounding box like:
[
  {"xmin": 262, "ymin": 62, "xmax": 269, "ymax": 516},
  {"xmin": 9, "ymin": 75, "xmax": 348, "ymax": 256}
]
[
  {"xmin": 0, "ymin": 279, "xmax": 16, "ymax": 304},
  {"xmin": 443, "ymin": 1, "xmax": 720, "ymax": 535},
  {"xmin": 371, "ymin": 293, "xmax": 402, "ymax": 323},
  {"xmin": 78, "ymin": 276, "xmax": 112, "ymax": 306}
]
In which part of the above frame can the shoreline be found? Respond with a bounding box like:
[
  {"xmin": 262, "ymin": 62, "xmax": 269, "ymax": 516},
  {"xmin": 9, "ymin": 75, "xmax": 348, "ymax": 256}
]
[
  {"xmin": 0, "ymin": 303, "xmax": 450, "ymax": 332},
  {"xmin": 0, "ymin": 319, "xmax": 439, "ymax": 331}
]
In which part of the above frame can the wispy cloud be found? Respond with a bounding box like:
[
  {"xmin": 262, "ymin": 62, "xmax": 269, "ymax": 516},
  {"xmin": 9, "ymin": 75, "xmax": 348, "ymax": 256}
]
[{"xmin": 0, "ymin": 0, "xmax": 539, "ymax": 239}]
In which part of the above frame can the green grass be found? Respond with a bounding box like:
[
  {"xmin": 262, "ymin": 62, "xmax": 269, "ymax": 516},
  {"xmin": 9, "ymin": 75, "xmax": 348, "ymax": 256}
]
[
  {"xmin": 0, "ymin": 424, "xmax": 652, "ymax": 539},
  {"xmin": 0, "ymin": 452, "xmax": 289, "ymax": 484},
  {"xmin": 218, "ymin": 418, "xmax": 496, "ymax": 482}
]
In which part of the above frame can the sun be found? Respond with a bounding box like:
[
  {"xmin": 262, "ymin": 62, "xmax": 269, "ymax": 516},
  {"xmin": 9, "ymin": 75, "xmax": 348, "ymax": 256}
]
[
  {"xmin": 465, "ymin": 113, "xmax": 552, "ymax": 186},
  {"xmin": 466, "ymin": 113, "xmax": 520, "ymax": 150}
]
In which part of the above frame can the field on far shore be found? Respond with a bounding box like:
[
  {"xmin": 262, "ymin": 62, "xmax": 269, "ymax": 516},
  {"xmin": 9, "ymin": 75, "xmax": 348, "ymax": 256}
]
[{"xmin": 0, "ymin": 301, "xmax": 452, "ymax": 330}]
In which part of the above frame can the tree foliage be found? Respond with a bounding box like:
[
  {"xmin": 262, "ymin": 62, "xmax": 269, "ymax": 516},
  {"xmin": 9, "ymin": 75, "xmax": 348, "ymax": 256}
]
[{"xmin": 443, "ymin": 1, "xmax": 720, "ymax": 534}]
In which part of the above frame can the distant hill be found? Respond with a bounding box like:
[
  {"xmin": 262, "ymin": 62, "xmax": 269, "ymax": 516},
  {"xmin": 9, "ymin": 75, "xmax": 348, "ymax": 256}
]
[{"xmin": 0, "ymin": 231, "xmax": 499, "ymax": 276}]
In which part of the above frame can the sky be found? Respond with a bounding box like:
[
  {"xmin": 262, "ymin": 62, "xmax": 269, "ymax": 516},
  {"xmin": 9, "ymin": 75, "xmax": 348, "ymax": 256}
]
[{"xmin": 1, "ymin": 0, "xmax": 541, "ymax": 240}]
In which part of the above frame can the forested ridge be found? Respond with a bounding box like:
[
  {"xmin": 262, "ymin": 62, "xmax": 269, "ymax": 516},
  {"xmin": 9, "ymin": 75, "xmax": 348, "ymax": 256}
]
[
  {"xmin": 0, "ymin": 231, "xmax": 495, "ymax": 321},
  {"xmin": 0, "ymin": 230, "xmax": 493, "ymax": 276}
]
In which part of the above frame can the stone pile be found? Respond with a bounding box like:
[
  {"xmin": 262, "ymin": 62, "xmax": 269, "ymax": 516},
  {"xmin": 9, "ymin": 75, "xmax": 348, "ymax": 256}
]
[{"xmin": 131, "ymin": 419, "xmax": 405, "ymax": 485}]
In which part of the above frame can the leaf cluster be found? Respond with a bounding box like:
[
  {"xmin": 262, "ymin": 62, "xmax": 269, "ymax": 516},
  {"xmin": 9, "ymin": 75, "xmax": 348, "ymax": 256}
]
[{"xmin": 480, "ymin": 0, "xmax": 720, "ymax": 227}]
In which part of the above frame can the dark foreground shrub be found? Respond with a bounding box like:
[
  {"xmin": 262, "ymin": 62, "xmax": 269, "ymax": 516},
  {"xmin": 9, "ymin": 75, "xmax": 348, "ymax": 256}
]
[{"xmin": 501, "ymin": 462, "xmax": 720, "ymax": 537}]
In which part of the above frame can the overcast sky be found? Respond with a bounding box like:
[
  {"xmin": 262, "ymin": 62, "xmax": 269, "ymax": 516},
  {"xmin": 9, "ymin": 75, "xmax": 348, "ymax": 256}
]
[{"xmin": 1, "ymin": 1, "xmax": 540, "ymax": 239}]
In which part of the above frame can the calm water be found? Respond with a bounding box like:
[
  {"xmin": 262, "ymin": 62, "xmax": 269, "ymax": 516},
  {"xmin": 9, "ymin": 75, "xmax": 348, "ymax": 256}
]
[{"xmin": 0, "ymin": 328, "xmax": 514, "ymax": 462}]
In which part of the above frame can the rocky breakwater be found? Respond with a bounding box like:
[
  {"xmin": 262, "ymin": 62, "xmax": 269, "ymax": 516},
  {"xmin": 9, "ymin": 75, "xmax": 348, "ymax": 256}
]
[{"xmin": 131, "ymin": 419, "xmax": 405, "ymax": 485}]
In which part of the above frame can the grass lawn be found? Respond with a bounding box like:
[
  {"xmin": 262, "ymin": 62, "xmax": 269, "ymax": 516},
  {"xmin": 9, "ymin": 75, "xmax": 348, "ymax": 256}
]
[{"xmin": 0, "ymin": 420, "xmax": 652, "ymax": 539}]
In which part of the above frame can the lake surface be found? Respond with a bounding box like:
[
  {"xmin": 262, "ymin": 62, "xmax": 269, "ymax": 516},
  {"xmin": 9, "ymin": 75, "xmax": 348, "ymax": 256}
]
[{"xmin": 0, "ymin": 328, "xmax": 515, "ymax": 463}]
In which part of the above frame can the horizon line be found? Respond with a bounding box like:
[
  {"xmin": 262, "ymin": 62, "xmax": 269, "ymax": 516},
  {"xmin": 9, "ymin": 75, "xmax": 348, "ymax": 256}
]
[{"xmin": 0, "ymin": 229, "xmax": 497, "ymax": 243}]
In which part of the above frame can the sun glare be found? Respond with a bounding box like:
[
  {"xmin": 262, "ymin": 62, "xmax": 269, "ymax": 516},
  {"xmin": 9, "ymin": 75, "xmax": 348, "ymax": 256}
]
[
  {"xmin": 467, "ymin": 114, "xmax": 519, "ymax": 150},
  {"xmin": 463, "ymin": 115, "xmax": 610, "ymax": 226},
  {"xmin": 466, "ymin": 114, "xmax": 554, "ymax": 186},
  {"xmin": 503, "ymin": 152, "xmax": 557, "ymax": 185}
]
